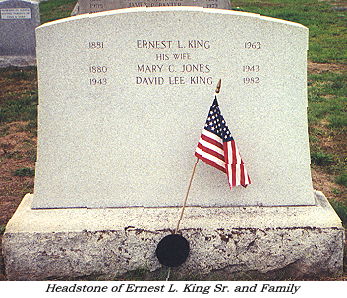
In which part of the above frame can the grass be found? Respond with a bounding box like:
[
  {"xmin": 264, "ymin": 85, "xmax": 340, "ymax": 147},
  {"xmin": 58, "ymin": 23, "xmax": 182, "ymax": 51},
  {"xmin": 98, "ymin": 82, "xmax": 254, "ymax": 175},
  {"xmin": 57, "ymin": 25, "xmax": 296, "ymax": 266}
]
[
  {"xmin": 13, "ymin": 167, "xmax": 35, "ymax": 177},
  {"xmin": 0, "ymin": 67, "xmax": 38, "ymax": 124},
  {"xmin": 308, "ymin": 73, "xmax": 347, "ymax": 100},
  {"xmin": 336, "ymin": 173, "xmax": 347, "ymax": 187},
  {"xmin": 39, "ymin": 0, "xmax": 77, "ymax": 24},
  {"xmin": 331, "ymin": 201, "xmax": 347, "ymax": 226},
  {"xmin": 311, "ymin": 151, "xmax": 335, "ymax": 166},
  {"xmin": 233, "ymin": 0, "xmax": 347, "ymax": 63},
  {"xmin": 0, "ymin": 92, "xmax": 38, "ymax": 123},
  {"xmin": 307, "ymin": 71, "xmax": 346, "ymax": 201},
  {"xmin": 308, "ymin": 97, "xmax": 346, "ymax": 126}
]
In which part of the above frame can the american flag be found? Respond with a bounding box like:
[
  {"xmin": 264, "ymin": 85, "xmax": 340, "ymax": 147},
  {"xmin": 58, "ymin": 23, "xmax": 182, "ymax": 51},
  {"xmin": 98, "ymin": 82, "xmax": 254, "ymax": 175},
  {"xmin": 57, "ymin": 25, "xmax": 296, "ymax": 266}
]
[{"xmin": 195, "ymin": 96, "xmax": 251, "ymax": 189}]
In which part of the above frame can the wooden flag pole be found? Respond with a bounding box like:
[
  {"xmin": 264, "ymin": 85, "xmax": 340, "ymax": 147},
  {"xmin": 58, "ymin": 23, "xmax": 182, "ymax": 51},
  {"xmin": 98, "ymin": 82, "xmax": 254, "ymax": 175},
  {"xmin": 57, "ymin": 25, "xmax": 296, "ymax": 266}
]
[
  {"xmin": 166, "ymin": 79, "xmax": 222, "ymax": 281},
  {"xmin": 167, "ymin": 158, "xmax": 199, "ymax": 280},
  {"xmin": 175, "ymin": 157, "xmax": 199, "ymax": 233},
  {"xmin": 215, "ymin": 78, "xmax": 222, "ymax": 94},
  {"xmin": 175, "ymin": 79, "xmax": 222, "ymax": 234}
]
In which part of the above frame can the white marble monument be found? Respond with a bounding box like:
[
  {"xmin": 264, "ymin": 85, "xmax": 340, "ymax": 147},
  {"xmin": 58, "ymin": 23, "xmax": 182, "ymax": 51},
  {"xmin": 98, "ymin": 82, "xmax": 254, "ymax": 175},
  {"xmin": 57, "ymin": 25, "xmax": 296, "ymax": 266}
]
[{"xmin": 2, "ymin": 7, "xmax": 344, "ymax": 280}]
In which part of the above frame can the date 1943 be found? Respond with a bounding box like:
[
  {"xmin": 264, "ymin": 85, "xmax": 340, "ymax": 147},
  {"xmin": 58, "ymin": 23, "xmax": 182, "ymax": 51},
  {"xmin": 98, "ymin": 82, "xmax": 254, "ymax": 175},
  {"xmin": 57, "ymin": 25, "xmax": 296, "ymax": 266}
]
[{"xmin": 89, "ymin": 78, "xmax": 107, "ymax": 85}]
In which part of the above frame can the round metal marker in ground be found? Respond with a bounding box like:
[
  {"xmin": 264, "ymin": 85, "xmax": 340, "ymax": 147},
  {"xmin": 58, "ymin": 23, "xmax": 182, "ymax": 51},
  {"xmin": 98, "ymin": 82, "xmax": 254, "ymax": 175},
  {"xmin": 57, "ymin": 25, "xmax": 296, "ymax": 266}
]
[{"xmin": 155, "ymin": 234, "xmax": 190, "ymax": 267}]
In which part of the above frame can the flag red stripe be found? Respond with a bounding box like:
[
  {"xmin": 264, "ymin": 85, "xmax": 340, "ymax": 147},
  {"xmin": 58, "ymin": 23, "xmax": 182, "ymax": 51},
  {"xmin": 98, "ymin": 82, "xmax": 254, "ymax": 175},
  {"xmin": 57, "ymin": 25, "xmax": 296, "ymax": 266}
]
[
  {"xmin": 240, "ymin": 164, "xmax": 245, "ymax": 186},
  {"xmin": 231, "ymin": 140, "xmax": 237, "ymax": 165},
  {"xmin": 232, "ymin": 165, "xmax": 236, "ymax": 187},
  {"xmin": 201, "ymin": 133, "xmax": 223, "ymax": 150},
  {"xmin": 195, "ymin": 152, "xmax": 226, "ymax": 173},
  {"xmin": 224, "ymin": 142, "xmax": 229, "ymax": 164},
  {"xmin": 197, "ymin": 142, "xmax": 225, "ymax": 162}
]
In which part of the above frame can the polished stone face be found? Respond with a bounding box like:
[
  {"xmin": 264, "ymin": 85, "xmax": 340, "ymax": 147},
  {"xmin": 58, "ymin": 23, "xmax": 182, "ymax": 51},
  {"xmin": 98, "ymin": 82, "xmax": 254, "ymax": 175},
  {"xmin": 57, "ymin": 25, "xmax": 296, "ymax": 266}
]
[
  {"xmin": 33, "ymin": 7, "xmax": 314, "ymax": 208},
  {"xmin": 0, "ymin": 0, "xmax": 40, "ymax": 56}
]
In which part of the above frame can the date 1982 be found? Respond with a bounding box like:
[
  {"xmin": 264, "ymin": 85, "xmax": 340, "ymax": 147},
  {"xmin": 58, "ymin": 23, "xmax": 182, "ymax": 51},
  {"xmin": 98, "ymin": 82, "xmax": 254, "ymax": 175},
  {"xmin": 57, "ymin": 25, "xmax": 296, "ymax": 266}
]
[{"xmin": 243, "ymin": 77, "xmax": 260, "ymax": 84}]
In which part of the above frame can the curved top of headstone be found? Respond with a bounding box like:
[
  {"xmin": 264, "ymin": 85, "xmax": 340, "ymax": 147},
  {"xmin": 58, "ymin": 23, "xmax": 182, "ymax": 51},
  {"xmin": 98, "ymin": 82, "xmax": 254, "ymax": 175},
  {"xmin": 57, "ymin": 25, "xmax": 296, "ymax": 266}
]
[
  {"xmin": 41, "ymin": 6, "xmax": 307, "ymax": 30},
  {"xmin": 0, "ymin": 0, "xmax": 38, "ymax": 3}
]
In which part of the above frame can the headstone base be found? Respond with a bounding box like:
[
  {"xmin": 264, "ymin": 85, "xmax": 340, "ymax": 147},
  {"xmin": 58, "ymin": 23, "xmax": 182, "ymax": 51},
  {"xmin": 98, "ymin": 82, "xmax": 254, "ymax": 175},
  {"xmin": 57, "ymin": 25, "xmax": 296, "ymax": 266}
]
[
  {"xmin": 0, "ymin": 56, "xmax": 36, "ymax": 68},
  {"xmin": 2, "ymin": 192, "xmax": 344, "ymax": 280}
]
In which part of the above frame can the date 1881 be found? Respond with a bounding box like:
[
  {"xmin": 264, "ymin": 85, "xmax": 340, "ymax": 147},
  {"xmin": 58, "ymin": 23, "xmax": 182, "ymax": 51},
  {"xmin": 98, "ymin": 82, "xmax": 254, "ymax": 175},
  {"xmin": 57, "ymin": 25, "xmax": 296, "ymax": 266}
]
[{"xmin": 88, "ymin": 42, "xmax": 104, "ymax": 49}]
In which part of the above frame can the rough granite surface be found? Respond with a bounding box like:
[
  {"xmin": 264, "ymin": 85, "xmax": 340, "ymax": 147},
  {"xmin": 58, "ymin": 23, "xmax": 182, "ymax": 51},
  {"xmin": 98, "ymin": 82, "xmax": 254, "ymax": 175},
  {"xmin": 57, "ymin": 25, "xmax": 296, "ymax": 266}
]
[{"xmin": 2, "ymin": 191, "xmax": 344, "ymax": 280}]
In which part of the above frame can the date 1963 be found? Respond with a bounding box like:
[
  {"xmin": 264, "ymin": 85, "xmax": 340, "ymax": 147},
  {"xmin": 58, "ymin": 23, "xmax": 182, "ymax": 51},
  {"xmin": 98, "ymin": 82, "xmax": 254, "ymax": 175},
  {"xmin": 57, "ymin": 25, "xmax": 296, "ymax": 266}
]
[{"xmin": 244, "ymin": 41, "xmax": 261, "ymax": 49}]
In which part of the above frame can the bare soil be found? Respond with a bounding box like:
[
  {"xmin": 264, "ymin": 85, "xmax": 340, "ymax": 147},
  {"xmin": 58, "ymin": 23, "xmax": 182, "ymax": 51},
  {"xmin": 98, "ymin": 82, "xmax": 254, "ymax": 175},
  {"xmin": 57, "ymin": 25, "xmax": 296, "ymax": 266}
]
[
  {"xmin": 308, "ymin": 61, "xmax": 347, "ymax": 74},
  {"xmin": 0, "ymin": 121, "xmax": 36, "ymax": 280},
  {"xmin": 0, "ymin": 122, "xmax": 36, "ymax": 226}
]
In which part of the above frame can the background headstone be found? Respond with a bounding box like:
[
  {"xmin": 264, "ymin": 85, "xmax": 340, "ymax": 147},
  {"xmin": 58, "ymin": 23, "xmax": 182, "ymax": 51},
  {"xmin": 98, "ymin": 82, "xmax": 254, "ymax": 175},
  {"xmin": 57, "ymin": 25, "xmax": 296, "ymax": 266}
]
[
  {"xmin": 0, "ymin": 0, "xmax": 40, "ymax": 67},
  {"xmin": 73, "ymin": 0, "xmax": 232, "ymax": 15},
  {"xmin": 33, "ymin": 7, "xmax": 314, "ymax": 208}
]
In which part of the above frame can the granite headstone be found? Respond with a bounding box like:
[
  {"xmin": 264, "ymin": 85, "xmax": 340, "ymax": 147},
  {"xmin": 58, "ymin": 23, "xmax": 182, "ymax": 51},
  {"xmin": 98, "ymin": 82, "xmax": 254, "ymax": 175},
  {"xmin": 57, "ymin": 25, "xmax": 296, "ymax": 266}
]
[
  {"xmin": 0, "ymin": 0, "xmax": 40, "ymax": 66},
  {"xmin": 33, "ymin": 7, "xmax": 314, "ymax": 208}
]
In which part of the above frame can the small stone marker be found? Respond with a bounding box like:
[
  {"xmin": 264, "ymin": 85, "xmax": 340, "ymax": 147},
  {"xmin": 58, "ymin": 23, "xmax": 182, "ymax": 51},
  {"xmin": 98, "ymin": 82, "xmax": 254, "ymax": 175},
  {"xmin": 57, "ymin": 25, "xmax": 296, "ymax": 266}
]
[
  {"xmin": 74, "ymin": 0, "xmax": 231, "ymax": 15},
  {"xmin": 0, "ymin": 0, "xmax": 40, "ymax": 67}
]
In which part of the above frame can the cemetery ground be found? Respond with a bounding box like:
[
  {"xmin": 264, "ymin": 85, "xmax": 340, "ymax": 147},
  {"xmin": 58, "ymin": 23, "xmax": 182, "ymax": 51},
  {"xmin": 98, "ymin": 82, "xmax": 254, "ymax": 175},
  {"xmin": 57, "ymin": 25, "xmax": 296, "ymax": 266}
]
[{"xmin": 0, "ymin": 0, "xmax": 346, "ymax": 280}]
